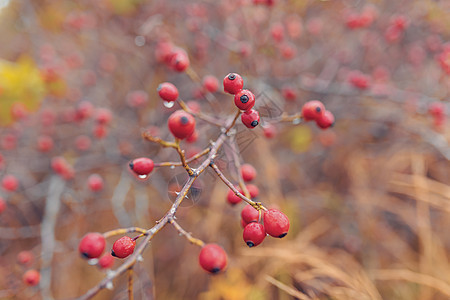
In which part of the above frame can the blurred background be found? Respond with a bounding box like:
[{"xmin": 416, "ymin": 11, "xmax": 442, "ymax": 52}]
[{"xmin": 0, "ymin": 0, "xmax": 449, "ymax": 299}]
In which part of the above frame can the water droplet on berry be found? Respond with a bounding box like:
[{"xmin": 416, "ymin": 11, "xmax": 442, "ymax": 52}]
[
  {"xmin": 87, "ymin": 258, "xmax": 99, "ymax": 265},
  {"xmin": 106, "ymin": 281, "xmax": 114, "ymax": 290},
  {"xmin": 163, "ymin": 101, "xmax": 175, "ymax": 108},
  {"xmin": 138, "ymin": 174, "xmax": 148, "ymax": 180},
  {"xmin": 292, "ymin": 118, "xmax": 301, "ymax": 125}
]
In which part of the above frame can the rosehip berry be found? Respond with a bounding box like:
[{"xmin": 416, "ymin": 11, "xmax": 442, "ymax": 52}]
[
  {"xmin": 95, "ymin": 108, "xmax": 113, "ymax": 125},
  {"xmin": 157, "ymin": 82, "xmax": 179, "ymax": 102},
  {"xmin": 23, "ymin": 270, "xmax": 40, "ymax": 286},
  {"xmin": 75, "ymin": 135, "xmax": 92, "ymax": 151},
  {"xmin": 0, "ymin": 197, "xmax": 6, "ymax": 214},
  {"xmin": 98, "ymin": 253, "xmax": 114, "ymax": 269},
  {"xmin": 428, "ymin": 101, "xmax": 445, "ymax": 117},
  {"xmin": 37, "ymin": 135, "xmax": 54, "ymax": 152},
  {"xmin": 301, "ymin": 100, "xmax": 325, "ymax": 121},
  {"xmin": 241, "ymin": 109, "xmax": 260, "ymax": 128},
  {"xmin": 129, "ymin": 157, "xmax": 154, "ymax": 176},
  {"xmin": 262, "ymin": 124, "xmax": 277, "ymax": 139},
  {"xmin": 79, "ymin": 232, "xmax": 106, "ymax": 259},
  {"xmin": 240, "ymin": 164, "xmax": 257, "ymax": 182},
  {"xmin": 241, "ymin": 205, "xmax": 259, "ymax": 224},
  {"xmin": 170, "ymin": 49, "xmax": 190, "ymax": 72},
  {"xmin": 168, "ymin": 110, "xmax": 196, "ymax": 140},
  {"xmin": 186, "ymin": 101, "xmax": 201, "ymax": 114},
  {"xmin": 93, "ymin": 124, "xmax": 108, "ymax": 139},
  {"xmin": 76, "ymin": 101, "xmax": 94, "ymax": 120},
  {"xmin": 126, "ymin": 90, "xmax": 148, "ymax": 108},
  {"xmin": 202, "ymin": 75, "xmax": 219, "ymax": 93},
  {"xmin": 186, "ymin": 130, "xmax": 199, "ymax": 143},
  {"xmin": 112, "ymin": 236, "xmax": 136, "ymax": 259},
  {"xmin": 17, "ymin": 251, "xmax": 34, "ymax": 266},
  {"xmin": 264, "ymin": 209, "xmax": 290, "ymax": 238},
  {"xmin": 198, "ymin": 243, "xmax": 227, "ymax": 274},
  {"xmin": 234, "ymin": 89, "xmax": 256, "ymax": 111},
  {"xmin": 88, "ymin": 174, "xmax": 104, "ymax": 192},
  {"xmin": 281, "ymin": 86, "xmax": 297, "ymax": 101},
  {"xmin": 243, "ymin": 222, "xmax": 266, "ymax": 247},
  {"xmin": 227, "ymin": 188, "xmax": 242, "ymax": 205},
  {"xmin": 246, "ymin": 184, "xmax": 259, "ymax": 198},
  {"xmin": 2, "ymin": 175, "xmax": 19, "ymax": 192},
  {"xmin": 316, "ymin": 110, "xmax": 335, "ymax": 129},
  {"xmin": 223, "ymin": 73, "xmax": 244, "ymax": 94}
]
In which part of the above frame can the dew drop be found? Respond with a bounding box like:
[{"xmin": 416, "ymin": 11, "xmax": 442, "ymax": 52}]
[
  {"xmin": 292, "ymin": 118, "xmax": 301, "ymax": 125},
  {"xmin": 106, "ymin": 281, "xmax": 114, "ymax": 290},
  {"xmin": 138, "ymin": 174, "xmax": 148, "ymax": 180},
  {"xmin": 137, "ymin": 255, "xmax": 144, "ymax": 262},
  {"xmin": 170, "ymin": 165, "xmax": 175, "ymax": 169},
  {"xmin": 87, "ymin": 258, "xmax": 99, "ymax": 265},
  {"xmin": 163, "ymin": 101, "xmax": 174, "ymax": 108}
]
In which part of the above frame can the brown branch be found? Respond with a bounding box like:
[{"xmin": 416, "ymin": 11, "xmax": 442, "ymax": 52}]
[
  {"xmin": 174, "ymin": 139, "xmax": 194, "ymax": 176},
  {"xmin": 75, "ymin": 114, "xmax": 237, "ymax": 300},
  {"xmin": 103, "ymin": 227, "xmax": 148, "ymax": 239},
  {"xmin": 209, "ymin": 162, "xmax": 267, "ymax": 211},
  {"xmin": 169, "ymin": 218, "xmax": 205, "ymax": 247},
  {"xmin": 128, "ymin": 268, "xmax": 134, "ymax": 300},
  {"xmin": 154, "ymin": 147, "xmax": 211, "ymax": 168}
]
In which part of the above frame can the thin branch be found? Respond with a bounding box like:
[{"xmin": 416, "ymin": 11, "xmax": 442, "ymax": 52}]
[
  {"xmin": 169, "ymin": 218, "xmax": 205, "ymax": 247},
  {"xmin": 141, "ymin": 132, "xmax": 177, "ymax": 148},
  {"xmin": 128, "ymin": 268, "xmax": 134, "ymax": 300},
  {"xmin": 103, "ymin": 227, "xmax": 148, "ymax": 239},
  {"xmin": 174, "ymin": 139, "xmax": 194, "ymax": 176},
  {"xmin": 154, "ymin": 147, "xmax": 211, "ymax": 168}
]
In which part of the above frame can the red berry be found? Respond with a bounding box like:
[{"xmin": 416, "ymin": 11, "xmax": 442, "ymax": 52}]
[
  {"xmin": 88, "ymin": 174, "xmax": 104, "ymax": 192},
  {"xmin": 227, "ymin": 188, "xmax": 242, "ymax": 205},
  {"xmin": 262, "ymin": 124, "xmax": 277, "ymax": 139},
  {"xmin": 0, "ymin": 197, "xmax": 6, "ymax": 214},
  {"xmin": 170, "ymin": 49, "xmax": 190, "ymax": 72},
  {"xmin": 240, "ymin": 164, "xmax": 257, "ymax": 182},
  {"xmin": 281, "ymin": 86, "xmax": 297, "ymax": 101},
  {"xmin": 23, "ymin": 270, "xmax": 40, "ymax": 286},
  {"xmin": 241, "ymin": 109, "xmax": 260, "ymax": 128},
  {"xmin": 186, "ymin": 101, "xmax": 201, "ymax": 114},
  {"xmin": 234, "ymin": 89, "xmax": 256, "ymax": 111},
  {"xmin": 75, "ymin": 135, "xmax": 92, "ymax": 151},
  {"xmin": 264, "ymin": 209, "xmax": 290, "ymax": 238},
  {"xmin": 348, "ymin": 71, "xmax": 371, "ymax": 90},
  {"xmin": 112, "ymin": 236, "xmax": 136, "ymax": 259},
  {"xmin": 2, "ymin": 175, "xmax": 18, "ymax": 192},
  {"xmin": 93, "ymin": 124, "xmax": 108, "ymax": 139},
  {"xmin": 129, "ymin": 157, "xmax": 154, "ymax": 176},
  {"xmin": 240, "ymin": 218, "xmax": 248, "ymax": 228},
  {"xmin": 203, "ymin": 75, "xmax": 219, "ymax": 93},
  {"xmin": 17, "ymin": 251, "xmax": 34, "ymax": 266},
  {"xmin": 246, "ymin": 184, "xmax": 259, "ymax": 198},
  {"xmin": 186, "ymin": 130, "xmax": 199, "ymax": 143},
  {"xmin": 223, "ymin": 73, "xmax": 244, "ymax": 94},
  {"xmin": 241, "ymin": 205, "xmax": 259, "ymax": 224},
  {"xmin": 168, "ymin": 110, "xmax": 196, "ymax": 140},
  {"xmin": 157, "ymin": 82, "xmax": 179, "ymax": 102},
  {"xmin": 428, "ymin": 101, "xmax": 445, "ymax": 117},
  {"xmin": 37, "ymin": 135, "xmax": 54, "ymax": 152},
  {"xmin": 198, "ymin": 244, "xmax": 227, "ymax": 273},
  {"xmin": 126, "ymin": 90, "xmax": 148, "ymax": 108},
  {"xmin": 316, "ymin": 110, "xmax": 335, "ymax": 129},
  {"xmin": 243, "ymin": 223, "xmax": 266, "ymax": 247},
  {"xmin": 79, "ymin": 232, "xmax": 106, "ymax": 259},
  {"xmin": 95, "ymin": 108, "xmax": 113, "ymax": 124},
  {"xmin": 98, "ymin": 253, "xmax": 114, "ymax": 269},
  {"xmin": 76, "ymin": 101, "xmax": 94, "ymax": 121},
  {"xmin": 301, "ymin": 100, "xmax": 325, "ymax": 121}
]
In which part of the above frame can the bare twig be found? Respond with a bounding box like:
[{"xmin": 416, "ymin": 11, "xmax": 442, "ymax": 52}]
[{"xmin": 169, "ymin": 218, "xmax": 205, "ymax": 247}]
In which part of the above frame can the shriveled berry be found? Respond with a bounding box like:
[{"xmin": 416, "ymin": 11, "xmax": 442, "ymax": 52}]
[
  {"xmin": 264, "ymin": 209, "xmax": 290, "ymax": 238},
  {"xmin": 234, "ymin": 89, "xmax": 255, "ymax": 111},
  {"xmin": 98, "ymin": 253, "xmax": 114, "ymax": 269},
  {"xmin": 157, "ymin": 82, "xmax": 179, "ymax": 102},
  {"xmin": 241, "ymin": 205, "xmax": 259, "ymax": 224},
  {"xmin": 223, "ymin": 73, "xmax": 244, "ymax": 94},
  {"xmin": 240, "ymin": 164, "xmax": 257, "ymax": 182},
  {"xmin": 243, "ymin": 223, "xmax": 266, "ymax": 247},
  {"xmin": 168, "ymin": 110, "xmax": 196, "ymax": 140},
  {"xmin": 79, "ymin": 232, "xmax": 106, "ymax": 259},
  {"xmin": 199, "ymin": 243, "xmax": 227, "ymax": 273},
  {"xmin": 226, "ymin": 188, "xmax": 242, "ymax": 205},
  {"xmin": 17, "ymin": 251, "xmax": 34, "ymax": 266},
  {"xmin": 129, "ymin": 157, "xmax": 154, "ymax": 176},
  {"xmin": 23, "ymin": 270, "xmax": 40, "ymax": 286},
  {"xmin": 111, "ymin": 236, "xmax": 136, "ymax": 259},
  {"xmin": 241, "ymin": 109, "xmax": 260, "ymax": 128},
  {"xmin": 316, "ymin": 110, "xmax": 335, "ymax": 129},
  {"xmin": 301, "ymin": 100, "xmax": 325, "ymax": 121}
]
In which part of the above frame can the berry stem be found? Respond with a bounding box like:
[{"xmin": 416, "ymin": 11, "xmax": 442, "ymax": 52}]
[
  {"xmin": 142, "ymin": 131, "xmax": 178, "ymax": 148},
  {"xmin": 103, "ymin": 227, "xmax": 148, "ymax": 239},
  {"xmin": 154, "ymin": 147, "xmax": 211, "ymax": 168},
  {"xmin": 169, "ymin": 217, "xmax": 205, "ymax": 247}
]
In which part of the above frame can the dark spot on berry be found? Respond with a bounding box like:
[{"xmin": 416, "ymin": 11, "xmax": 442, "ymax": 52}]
[
  {"xmin": 240, "ymin": 95, "xmax": 249, "ymax": 103},
  {"xmin": 278, "ymin": 233, "xmax": 287, "ymax": 238},
  {"xmin": 315, "ymin": 106, "xmax": 321, "ymax": 113},
  {"xmin": 111, "ymin": 250, "xmax": 117, "ymax": 257},
  {"xmin": 251, "ymin": 120, "xmax": 259, "ymax": 127},
  {"xmin": 81, "ymin": 252, "xmax": 90, "ymax": 259},
  {"xmin": 246, "ymin": 241, "xmax": 255, "ymax": 248},
  {"xmin": 211, "ymin": 267, "xmax": 221, "ymax": 274},
  {"xmin": 180, "ymin": 116, "xmax": 189, "ymax": 125},
  {"xmin": 129, "ymin": 162, "xmax": 134, "ymax": 170},
  {"xmin": 228, "ymin": 73, "xmax": 236, "ymax": 80}
]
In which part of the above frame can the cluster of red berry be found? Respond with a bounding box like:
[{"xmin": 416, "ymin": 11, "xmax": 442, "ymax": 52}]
[{"xmin": 301, "ymin": 100, "xmax": 335, "ymax": 129}]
